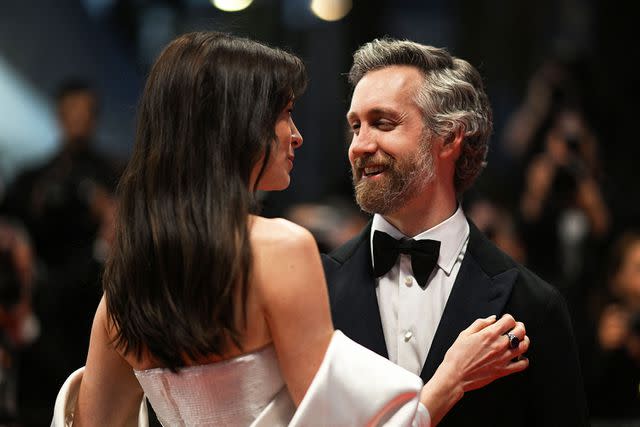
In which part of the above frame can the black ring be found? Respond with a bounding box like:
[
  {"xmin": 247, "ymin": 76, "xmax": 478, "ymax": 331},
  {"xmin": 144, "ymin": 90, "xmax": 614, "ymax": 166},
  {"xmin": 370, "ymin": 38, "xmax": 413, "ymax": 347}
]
[{"xmin": 507, "ymin": 332, "xmax": 520, "ymax": 349}]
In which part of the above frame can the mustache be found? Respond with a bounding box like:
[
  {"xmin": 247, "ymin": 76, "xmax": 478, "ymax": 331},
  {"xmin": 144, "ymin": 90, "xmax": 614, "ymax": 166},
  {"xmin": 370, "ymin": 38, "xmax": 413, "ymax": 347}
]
[{"xmin": 353, "ymin": 153, "xmax": 394, "ymax": 170}]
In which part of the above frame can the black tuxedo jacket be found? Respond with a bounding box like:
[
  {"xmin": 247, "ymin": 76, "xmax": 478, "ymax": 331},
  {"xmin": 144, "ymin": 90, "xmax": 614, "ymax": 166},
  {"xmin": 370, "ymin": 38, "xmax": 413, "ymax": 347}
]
[{"xmin": 322, "ymin": 220, "xmax": 588, "ymax": 426}]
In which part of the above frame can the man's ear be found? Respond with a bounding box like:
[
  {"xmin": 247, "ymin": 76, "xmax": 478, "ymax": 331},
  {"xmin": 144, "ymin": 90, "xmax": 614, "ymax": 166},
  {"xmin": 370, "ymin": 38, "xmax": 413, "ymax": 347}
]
[{"xmin": 439, "ymin": 128, "xmax": 464, "ymax": 161}]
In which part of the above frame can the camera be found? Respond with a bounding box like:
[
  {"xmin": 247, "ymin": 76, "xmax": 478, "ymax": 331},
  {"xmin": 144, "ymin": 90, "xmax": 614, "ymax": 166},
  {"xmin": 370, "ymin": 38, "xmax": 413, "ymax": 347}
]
[{"xmin": 564, "ymin": 134, "xmax": 582, "ymax": 155}]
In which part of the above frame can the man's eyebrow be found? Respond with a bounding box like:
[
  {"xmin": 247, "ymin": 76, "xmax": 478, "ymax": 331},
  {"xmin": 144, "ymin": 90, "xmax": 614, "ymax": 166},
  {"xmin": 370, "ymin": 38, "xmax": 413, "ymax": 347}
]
[{"xmin": 347, "ymin": 107, "xmax": 400, "ymax": 122}]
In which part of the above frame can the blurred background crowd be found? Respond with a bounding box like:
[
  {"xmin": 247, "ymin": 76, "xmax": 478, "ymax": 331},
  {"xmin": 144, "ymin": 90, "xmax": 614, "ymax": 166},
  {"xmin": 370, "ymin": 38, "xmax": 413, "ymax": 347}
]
[{"xmin": 0, "ymin": 0, "xmax": 638, "ymax": 425}]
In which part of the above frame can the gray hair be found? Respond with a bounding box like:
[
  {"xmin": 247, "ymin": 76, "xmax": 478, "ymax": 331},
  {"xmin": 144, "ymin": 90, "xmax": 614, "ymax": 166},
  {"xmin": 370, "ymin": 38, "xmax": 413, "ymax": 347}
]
[{"xmin": 349, "ymin": 38, "xmax": 492, "ymax": 193}]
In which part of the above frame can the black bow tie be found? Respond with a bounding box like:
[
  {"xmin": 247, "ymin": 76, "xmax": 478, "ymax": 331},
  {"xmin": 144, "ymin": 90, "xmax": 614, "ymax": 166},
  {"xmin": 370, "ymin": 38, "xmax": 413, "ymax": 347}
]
[{"xmin": 372, "ymin": 230, "xmax": 441, "ymax": 288}]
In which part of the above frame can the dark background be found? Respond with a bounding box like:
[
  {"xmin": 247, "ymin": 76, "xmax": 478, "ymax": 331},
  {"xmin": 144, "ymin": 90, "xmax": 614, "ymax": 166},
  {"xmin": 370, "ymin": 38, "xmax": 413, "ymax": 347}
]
[
  {"xmin": 1, "ymin": 0, "xmax": 637, "ymax": 223},
  {"xmin": 1, "ymin": 1, "xmax": 639, "ymax": 425}
]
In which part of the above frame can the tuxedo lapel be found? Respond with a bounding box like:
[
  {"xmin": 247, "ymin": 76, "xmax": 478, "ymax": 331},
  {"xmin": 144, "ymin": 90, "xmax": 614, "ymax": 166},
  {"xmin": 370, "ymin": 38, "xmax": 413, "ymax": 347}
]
[
  {"xmin": 324, "ymin": 222, "xmax": 389, "ymax": 359},
  {"xmin": 420, "ymin": 223, "xmax": 518, "ymax": 382}
]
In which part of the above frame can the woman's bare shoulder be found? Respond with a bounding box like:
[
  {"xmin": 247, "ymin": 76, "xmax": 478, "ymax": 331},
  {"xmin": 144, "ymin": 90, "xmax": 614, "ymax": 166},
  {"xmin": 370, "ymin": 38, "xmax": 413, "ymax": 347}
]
[
  {"xmin": 250, "ymin": 216, "xmax": 316, "ymax": 253},
  {"xmin": 250, "ymin": 216, "xmax": 322, "ymax": 293}
]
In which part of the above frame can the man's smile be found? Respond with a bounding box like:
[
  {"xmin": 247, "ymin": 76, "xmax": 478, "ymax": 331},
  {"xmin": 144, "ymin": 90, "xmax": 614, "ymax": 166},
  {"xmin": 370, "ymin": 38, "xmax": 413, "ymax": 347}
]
[{"xmin": 363, "ymin": 165, "xmax": 387, "ymax": 177}]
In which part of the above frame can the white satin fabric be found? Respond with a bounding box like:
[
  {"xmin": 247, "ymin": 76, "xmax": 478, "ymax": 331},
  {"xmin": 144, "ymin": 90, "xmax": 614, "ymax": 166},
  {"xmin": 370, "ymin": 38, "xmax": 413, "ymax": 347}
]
[
  {"xmin": 289, "ymin": 331, "xmax": 431, "ymax": 427},
  {"xmin": 51, "ymin": 366, "xmax": 149, "ymax": 427},
  {"xmin": 51, "ymin": 331, "xmax": 431, "ymax": 426},
  {"xmin": 135, "ymin": 344, "xmax": 290, "ymax": 426}
]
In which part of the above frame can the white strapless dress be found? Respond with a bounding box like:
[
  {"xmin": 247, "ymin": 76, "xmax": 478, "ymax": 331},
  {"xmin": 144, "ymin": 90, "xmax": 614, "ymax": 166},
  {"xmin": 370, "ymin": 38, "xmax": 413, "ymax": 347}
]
[
  {"xmin": 52, "ymin": 331, "xmax": 431, "ymax": 426},
  {"xmin": 134, "ymin": 343, "xmax": 292, "ymax": 426}
]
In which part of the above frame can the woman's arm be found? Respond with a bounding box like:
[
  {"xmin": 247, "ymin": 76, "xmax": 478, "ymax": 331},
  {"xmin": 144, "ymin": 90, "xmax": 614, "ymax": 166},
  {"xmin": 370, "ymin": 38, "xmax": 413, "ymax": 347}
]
[
  {"xmin": 254, "ymin": 219, "xmax": 334, "ymax": 406},
  {"xmin": 73, "ymin": 296, "xmax": 144, "ymax": 426},
  {"xmin": 420, "ymin": 315, "xmax": 530, "ymax": 425}
]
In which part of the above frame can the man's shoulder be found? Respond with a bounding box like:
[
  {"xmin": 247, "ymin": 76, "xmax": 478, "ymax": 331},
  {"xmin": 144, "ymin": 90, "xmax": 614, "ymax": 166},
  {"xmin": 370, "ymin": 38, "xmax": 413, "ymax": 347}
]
[
  {"xmin": 466, "ymin": 221, "xmax": 560, "ymax": 303},
  {"xmin": 322, "ymin": 221, "xmax": 372, "ymax": 267},
  {"xmin": 510, "ymin": 258, "xmax": 563, "ymax": 311}
]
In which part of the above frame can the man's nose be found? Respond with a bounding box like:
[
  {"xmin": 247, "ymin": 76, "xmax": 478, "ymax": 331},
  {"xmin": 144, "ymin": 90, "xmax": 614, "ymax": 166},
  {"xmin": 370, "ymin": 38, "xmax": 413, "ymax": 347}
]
[{"xmin": 349, "ymin": 127, "xmax": 377, "ymax": 158}]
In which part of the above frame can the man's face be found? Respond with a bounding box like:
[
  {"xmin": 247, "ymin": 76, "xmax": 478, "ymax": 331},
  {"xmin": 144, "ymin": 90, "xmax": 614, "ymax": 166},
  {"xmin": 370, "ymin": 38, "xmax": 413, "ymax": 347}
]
[{"xmin": 347, "ymin": 65, "xmax": 435, "ymax": 215}]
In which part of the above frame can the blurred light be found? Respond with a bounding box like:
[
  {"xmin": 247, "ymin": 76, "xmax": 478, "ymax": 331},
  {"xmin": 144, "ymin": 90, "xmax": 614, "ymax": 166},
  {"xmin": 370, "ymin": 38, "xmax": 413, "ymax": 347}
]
[
  {"xmin": 211, "ymin": 0, "xmax": 253, "ymax": 12},
  {"xmin": 0, "ymin": 56, "xmax": 57, "ymax": 184},
  {"xmin": 82, "ymin": 0, "xmax": 116, "ymax": 18},
  {"xmin": 310, "ymin": 0, "xmax": 352, "ymax": 21}
]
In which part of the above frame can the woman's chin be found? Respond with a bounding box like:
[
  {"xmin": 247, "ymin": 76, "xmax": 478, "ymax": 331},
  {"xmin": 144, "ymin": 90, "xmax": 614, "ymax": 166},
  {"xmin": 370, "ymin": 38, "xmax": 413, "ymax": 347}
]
[{"xmin": 257, "ymin": 176, "xmax": 291, "ymax": 192}]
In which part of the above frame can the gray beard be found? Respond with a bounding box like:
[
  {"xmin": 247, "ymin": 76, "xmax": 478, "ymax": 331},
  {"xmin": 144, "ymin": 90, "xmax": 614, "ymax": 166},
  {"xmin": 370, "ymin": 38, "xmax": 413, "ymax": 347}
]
[{"xmin": 352, "ymin": 136, "xmax": 435, "ymax": 215}]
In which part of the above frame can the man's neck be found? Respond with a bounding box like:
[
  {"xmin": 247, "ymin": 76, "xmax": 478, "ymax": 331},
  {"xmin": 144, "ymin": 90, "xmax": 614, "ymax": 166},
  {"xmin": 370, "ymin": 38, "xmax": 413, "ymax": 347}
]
[{"xmin": 382, "ymin": 184, "xmax": 458, "ymax": 237}]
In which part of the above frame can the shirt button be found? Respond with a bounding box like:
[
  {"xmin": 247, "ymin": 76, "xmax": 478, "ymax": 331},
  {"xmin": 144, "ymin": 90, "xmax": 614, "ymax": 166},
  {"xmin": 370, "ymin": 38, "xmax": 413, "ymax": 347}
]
[
  {"xmin": 404, "ymin": 276, "xmax": 413, "ymax": 287},
  {"xmin": 404, "ymin": 330, "xmax": 413, "ymax": 342}
]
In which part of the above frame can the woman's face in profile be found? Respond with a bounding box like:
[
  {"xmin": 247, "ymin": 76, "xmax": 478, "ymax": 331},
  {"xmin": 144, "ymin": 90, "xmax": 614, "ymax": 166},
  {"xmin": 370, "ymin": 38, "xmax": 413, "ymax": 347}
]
[{"xmin": 253, "ymin": 101, "xmax": 303, "ymax": 191}]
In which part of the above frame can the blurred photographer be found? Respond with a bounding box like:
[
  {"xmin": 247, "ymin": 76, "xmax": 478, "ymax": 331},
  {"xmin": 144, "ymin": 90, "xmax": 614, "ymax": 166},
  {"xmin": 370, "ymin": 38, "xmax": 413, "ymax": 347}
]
[
  {"xmin": 519, "ymin": 108, "xmax": 609, "ymax": 293},
  {"xmin": 0, "ymin": 79, "xmax": 119, "ymax": 268},
  {"xmin": 465, "ymin": 195, "xmax": 527, "ymax": 265},
  {"xmin": 0, "ymin": 79, "xmax": 119, "ymax": 424},
  {"xmin": 0, "ymin": 220, "xmax": 37, "ymax": 424},
  {"xmin": 585, "ymin": 231, "xmax": 640, "ymax": 421}
]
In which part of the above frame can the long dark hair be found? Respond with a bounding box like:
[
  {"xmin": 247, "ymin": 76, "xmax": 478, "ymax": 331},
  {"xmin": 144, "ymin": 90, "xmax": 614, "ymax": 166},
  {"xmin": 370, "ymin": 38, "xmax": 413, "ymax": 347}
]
[{"xmin": 104, "ymin": 32, "xmax": 307, "ymax": 370}]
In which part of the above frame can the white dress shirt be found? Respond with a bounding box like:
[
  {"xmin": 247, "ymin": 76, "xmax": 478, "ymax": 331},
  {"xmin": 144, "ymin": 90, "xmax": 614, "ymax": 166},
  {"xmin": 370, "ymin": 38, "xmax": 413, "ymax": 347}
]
[{"xmin": 371, "ymin": 206, "xmax": 470, "ymax": 376}]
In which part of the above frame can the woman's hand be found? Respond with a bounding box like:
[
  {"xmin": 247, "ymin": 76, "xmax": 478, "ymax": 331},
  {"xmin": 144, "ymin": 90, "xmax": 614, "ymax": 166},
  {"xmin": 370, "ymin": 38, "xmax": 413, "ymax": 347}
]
[{"xmin": 420, "ymin": 314, "xmax": 529, "ymax": 425}]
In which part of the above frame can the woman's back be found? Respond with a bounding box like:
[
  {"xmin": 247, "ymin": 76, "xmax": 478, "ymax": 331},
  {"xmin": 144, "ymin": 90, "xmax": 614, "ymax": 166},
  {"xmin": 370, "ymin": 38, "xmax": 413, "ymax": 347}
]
[
  {"xmin": 78, "ymin": 216, "xmax": 333, "ymax": 425},
  {"xmin": 119, "ymin": 215, "xmax": 330, "ymax": 368}
]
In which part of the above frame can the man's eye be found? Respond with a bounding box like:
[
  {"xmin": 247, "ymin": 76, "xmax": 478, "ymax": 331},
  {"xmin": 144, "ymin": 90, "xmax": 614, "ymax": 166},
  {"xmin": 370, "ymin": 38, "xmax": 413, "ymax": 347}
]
[
  {"xmin": 351, "ymin": 123, "xmax": 361, "ymax": 132},
  {"xmin": 376, "ymin": 121, "xmax": 394, "ymax": 130}
]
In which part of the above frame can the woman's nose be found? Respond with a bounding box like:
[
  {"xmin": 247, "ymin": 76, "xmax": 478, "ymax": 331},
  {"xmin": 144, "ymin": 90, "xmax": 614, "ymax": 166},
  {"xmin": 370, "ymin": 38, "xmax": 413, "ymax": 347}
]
[{"xmin": 290, "ymin": 119, "xmax": 303, "ymax": 148}]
